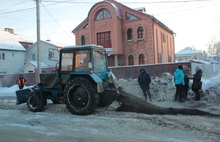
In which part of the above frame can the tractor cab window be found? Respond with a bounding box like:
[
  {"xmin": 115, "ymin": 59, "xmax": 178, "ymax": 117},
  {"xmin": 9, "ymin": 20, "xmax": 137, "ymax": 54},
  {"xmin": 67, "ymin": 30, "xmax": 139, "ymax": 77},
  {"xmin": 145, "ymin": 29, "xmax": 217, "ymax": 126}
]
[
  {"xmin": 61, "ymin": 53, "xmax": 73, "ymax": 71},
  {"xmin": 75, "ymin": 50, "xmax": 90, "ymax": 71},
  {"xmin": 93, "ymin": 50, "xmax": 107, "ymax": 72}
]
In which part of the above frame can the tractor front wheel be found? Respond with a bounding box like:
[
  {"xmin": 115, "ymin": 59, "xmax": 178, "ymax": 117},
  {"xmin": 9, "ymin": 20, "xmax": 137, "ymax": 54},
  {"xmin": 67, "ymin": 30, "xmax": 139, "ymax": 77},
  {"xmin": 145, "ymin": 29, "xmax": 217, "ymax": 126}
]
[
  {"xmin": 64, "ymin": 77, "xmax": 99, "ymax": 115},
  {"xmin": 26, "ymin": 91, "xmax": 46, "ymax": 112}
]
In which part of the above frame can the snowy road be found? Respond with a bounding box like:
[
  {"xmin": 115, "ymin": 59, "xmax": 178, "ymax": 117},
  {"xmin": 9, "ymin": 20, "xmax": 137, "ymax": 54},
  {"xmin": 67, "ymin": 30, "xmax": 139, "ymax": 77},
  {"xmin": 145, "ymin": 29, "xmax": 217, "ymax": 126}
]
[
  {"xmin": 1, "ymin": 74, "xmax": 220, "ymax": 142},
  {"xmin": 0, "ymin": 96, "xmax": 220, "ymax": 142}
]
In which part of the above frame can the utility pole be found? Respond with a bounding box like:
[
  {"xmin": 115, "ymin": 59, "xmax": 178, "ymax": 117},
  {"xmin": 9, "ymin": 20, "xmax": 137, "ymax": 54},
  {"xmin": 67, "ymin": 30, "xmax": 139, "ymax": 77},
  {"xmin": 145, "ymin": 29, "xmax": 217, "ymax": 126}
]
[{"xmin": 35, "ymin": 0, "xmax": 41, "ymax": 82}]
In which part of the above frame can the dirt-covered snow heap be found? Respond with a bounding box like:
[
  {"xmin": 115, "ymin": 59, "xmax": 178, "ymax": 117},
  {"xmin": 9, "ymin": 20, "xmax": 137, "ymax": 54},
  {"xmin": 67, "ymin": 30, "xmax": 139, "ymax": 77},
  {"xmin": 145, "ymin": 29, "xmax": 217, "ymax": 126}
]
[{"xmin": 117, "ymin": 72, "xmax": 220, "ymax": 106}]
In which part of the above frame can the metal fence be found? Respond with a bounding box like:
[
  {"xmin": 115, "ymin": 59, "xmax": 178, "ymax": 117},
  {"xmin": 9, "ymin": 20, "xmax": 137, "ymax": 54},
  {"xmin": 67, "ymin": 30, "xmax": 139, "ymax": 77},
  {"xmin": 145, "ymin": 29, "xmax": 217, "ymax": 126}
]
[{"xmin": 191, "ymin": 62, "xmax": 220, "ymax": 78}]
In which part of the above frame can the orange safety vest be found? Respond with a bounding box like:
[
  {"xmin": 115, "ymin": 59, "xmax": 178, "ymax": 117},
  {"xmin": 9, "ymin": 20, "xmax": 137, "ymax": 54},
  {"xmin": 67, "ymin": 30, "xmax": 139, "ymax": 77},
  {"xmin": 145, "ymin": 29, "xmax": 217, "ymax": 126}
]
[{"xmin": 17, "ymin": 78, "xmax": 26, "ymax": 86}]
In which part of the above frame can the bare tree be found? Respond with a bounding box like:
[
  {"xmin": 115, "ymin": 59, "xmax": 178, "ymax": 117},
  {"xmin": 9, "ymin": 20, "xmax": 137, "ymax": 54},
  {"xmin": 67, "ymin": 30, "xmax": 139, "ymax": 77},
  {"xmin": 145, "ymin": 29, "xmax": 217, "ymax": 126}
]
[{"xmin": 206, "ymin": 37, "xmax": 217, "ymax": 55}]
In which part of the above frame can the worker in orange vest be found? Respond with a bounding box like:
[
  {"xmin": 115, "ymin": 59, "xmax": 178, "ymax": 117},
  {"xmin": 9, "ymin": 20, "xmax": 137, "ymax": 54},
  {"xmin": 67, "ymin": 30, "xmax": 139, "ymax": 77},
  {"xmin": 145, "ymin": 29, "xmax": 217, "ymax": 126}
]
[{"xmin": 16, "ymin": 75, "xmax": 27, "ymax": 89}]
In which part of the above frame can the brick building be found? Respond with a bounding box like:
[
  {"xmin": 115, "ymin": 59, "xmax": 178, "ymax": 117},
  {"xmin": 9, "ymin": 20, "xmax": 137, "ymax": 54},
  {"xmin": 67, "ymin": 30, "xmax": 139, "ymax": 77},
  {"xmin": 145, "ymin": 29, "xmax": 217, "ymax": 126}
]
[{"xmin": 72, "ymin": 0, "xmax": 175, "ymax": 66}]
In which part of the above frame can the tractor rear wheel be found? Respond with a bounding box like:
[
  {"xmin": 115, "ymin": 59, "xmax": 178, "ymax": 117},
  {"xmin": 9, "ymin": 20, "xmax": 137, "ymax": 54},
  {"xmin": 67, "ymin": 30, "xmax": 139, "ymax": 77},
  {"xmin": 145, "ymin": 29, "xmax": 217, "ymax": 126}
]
[
  {"xmin": 27, "ymin": 91, "xmax": 45, "ymax": 112},
  {"xmin": 64, "ymin": 77, "xmax": 99, "ymax": 115}
]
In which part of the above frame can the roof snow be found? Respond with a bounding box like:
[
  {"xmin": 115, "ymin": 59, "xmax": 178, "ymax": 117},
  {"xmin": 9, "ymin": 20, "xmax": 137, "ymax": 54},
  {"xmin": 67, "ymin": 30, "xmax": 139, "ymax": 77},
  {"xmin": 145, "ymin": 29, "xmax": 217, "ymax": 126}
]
[
  {"xmin": 0, "ymin": 30, "xmax": 26, "ymax": 51},
  {"xmin": 176, "ymin": 47, "xmax": 202, "ymax": 55},
  {"xmin": 28, "ymin": 60, "xmax": 49, "ymax": 67},
  {"xmin": 133, "ymin": 7, "xmax": 146, "ymax": 12},
  {"xmin": 14, "ymin": 34, "xmax": 34, "ymax": 43},
  {"xmin": 179, "ymin": 59, "xmax": 210, "ymax": 64}
]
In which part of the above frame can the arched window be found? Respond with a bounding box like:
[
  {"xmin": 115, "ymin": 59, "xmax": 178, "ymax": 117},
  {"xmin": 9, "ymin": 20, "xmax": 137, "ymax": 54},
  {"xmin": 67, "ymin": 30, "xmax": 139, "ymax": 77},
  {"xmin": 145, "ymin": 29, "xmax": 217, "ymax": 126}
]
[
  {"xmin": 137, "ymin": 26, "xmax": 143, "ymax": 39},
  {"xmin": 127, "ymin": 28, "xmax": 133, "ymax": 40},
  {"xmin": 95, "ymin": 9, "xmax": 111, "ymax": 21},
  {"xmin": 128, "ymin": 55, "xmax": 134, "ymax": 65},
  {"xmin": 81, "ymin": 35, "xmax": 85, "ymax": 45},
  {"xmin": 139, "ymin": 54, "xmax": 145, "ymax": 64}
]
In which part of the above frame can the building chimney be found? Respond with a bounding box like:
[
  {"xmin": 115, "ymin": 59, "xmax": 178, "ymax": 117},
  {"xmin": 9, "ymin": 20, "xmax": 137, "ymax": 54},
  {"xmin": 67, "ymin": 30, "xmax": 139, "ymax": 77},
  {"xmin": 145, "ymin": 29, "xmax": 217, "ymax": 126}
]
[{"xmin": 5, "ymin": 28, "xmax": 14, "ymax": 34}]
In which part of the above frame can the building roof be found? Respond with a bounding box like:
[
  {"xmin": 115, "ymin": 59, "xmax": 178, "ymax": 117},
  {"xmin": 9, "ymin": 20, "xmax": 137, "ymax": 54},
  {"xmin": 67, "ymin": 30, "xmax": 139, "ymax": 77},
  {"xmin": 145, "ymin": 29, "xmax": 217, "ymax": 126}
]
[
  {"xmin": 29, "ymin": 60, "xmax": 49, "ymax": 67},
  {"xmin": 72, "ymin": 18, "xmax": 88, "ymax": 34},
  {"xmin": 176, "ymin": 47, "xmax": 202, "ymax": 55},
  {"xmin": 72, "ymin": 1, "xmax": 123, "ymax": 33},
  {"xmin": 113, "ymin": 0, "xmax": 174, "ymax": 34},
  {"xmin": 23, "ymin": 60, "xmax": 49, "ymax": 68},
  {"xmin": 207, "ymin": 55, "xmax": 218, "ymax": 58},
  {"xmin": 133, "ymin": 7, "xmax": 146, "ymax": 12},
  {"xmin": 72, "ymin": 1, "xmax": 174, "ymax": 34},
  {"xmin": 14, "ymin": 34, "xmax": 34, "ymax": 43},
  {"xmin": 27, "ymin": 40, "xmax": 63, "ymax": 51},
  {"xmin": 0, "ymin": 30, "xmax": 26, "ymax": 51},
  {"xmin": 179, "ymin": 59, "xmax": 210, "ymax": 64},
  {"xmin": 43, "ymin": 40, "xmax": 66, "ymax": 47}
]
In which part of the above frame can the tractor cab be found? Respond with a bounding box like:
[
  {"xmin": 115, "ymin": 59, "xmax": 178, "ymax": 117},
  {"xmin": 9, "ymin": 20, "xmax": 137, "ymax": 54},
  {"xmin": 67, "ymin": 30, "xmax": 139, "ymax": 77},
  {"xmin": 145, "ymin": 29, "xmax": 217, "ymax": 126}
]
[{"xmin": 59, "ymin": 45, "xmax": 113, "ymax": 90}]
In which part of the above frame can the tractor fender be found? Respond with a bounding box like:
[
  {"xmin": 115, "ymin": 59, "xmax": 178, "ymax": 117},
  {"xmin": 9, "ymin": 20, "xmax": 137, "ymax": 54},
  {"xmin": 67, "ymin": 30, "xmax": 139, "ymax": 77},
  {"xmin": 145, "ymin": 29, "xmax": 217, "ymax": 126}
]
[
  {"xmin": 69, "ymin": 73, "xmax": 104, "ymax": 93},
  {"xmin": 88, "ymin": 74, "xmax": 104, "ymax": 93}
]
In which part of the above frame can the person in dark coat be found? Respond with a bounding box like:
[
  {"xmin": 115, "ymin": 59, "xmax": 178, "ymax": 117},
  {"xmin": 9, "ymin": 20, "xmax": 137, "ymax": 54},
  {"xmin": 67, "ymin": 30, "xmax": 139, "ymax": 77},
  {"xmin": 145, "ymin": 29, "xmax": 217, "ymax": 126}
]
[
  {"xmin": 182, "ymin": 65, "xmax": 191, "ymax": 100},
  {"xmin": 174, "ymin": 65, "xmax": 185, "ymax": 102},
  {"xmin": 16, "ymin": 75, "xmax": 27, "ymax": 89},
  {"xmin": 192, "ymin": 66, "xmax": 203, "ymax": 100},
  {"xmin": 138, "ymin": 68, "xmax": 152, "ymax": 101}
]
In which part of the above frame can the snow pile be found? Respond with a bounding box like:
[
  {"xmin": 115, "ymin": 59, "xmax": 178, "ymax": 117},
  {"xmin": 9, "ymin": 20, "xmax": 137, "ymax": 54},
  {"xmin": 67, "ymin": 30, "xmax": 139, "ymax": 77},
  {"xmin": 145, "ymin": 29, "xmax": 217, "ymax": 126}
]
[
  {"xmin": 0, "ymin": 85, "xmax": 19, "ymax": 93},
  {"xmin": 202, "ymin": 75, "xmax": 220, "ymax": 106},
  {"xmin": 117, "ymin": 72, "xmax": 220, "ymax": 106},
  {"xmin": 0, "ymin": 85, "xmax": 32, "ymax": 96},
  {"xmin": 117, "ymin": 72, "xmax": 176, "ymax": 101}
]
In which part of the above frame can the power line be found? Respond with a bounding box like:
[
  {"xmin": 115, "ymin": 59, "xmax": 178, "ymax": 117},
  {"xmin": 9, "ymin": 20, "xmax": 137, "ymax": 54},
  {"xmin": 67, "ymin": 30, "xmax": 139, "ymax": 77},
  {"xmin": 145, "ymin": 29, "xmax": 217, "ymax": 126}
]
[
  {"xmin": 0, "ymin": 0, "xmax": 218, "ymax": 15},
  {"xmin": 0, "ymin": 16, "xmax": 34, "ymax": 22},
  {"xmin": 0, "ymin": 0, "xmax": 29, "ymax": 13},
  {"xmin": 0, "ymin": 7, "xmax": 35, "ymax": 15},
  {"xmin": 1, "ymin": 0, "xmax": 219, "ymax": 43},
  {"xmin": 154, "ymin": 1, "xmax": 220, "ymax": 16},
  {"xmin": 40, "ymin": 2, "xmax": 75, "ymax": 40},
  {"xmin": 42, "ymin": 0, "xmax": 215, "ymax": 4},
  {"xmin": 120, "ymin": 0, "xmax": 215, "ymax": 4}
]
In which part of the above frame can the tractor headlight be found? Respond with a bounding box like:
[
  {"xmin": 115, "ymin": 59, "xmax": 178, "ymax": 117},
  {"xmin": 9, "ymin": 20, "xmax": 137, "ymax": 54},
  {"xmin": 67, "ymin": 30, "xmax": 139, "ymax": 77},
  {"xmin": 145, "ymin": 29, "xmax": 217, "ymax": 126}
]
[
  {"xmin": 106, "ymin": 71, "xmax": 119, "ymax": 88},
  {"xmin": 106, "ymin": 71, "xmax": 117, "ymax": 83},
  {"xmin": 108, "ymin": 73, "xmax": 113, "ymax": 79}
]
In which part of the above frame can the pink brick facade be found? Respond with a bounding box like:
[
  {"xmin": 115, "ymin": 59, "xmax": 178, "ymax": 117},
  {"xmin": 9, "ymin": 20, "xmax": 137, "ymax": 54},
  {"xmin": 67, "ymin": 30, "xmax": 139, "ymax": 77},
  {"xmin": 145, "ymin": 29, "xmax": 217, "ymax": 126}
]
[{"xmin": 72, "ymin": 0, "xmax": 175, "ymax": 66}]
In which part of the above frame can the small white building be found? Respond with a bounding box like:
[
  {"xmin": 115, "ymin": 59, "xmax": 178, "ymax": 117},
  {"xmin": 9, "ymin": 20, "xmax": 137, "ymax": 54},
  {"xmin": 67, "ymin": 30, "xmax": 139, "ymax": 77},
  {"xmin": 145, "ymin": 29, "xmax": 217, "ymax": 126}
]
[
  {"xmin": 175, "ymin": 47, "xmax": 202, "ymax": 61},
  {"xmin": 25, "ymin": 40, "xmax": 61, "ymax": 68},
  {"xmin": 22, "ymin": 61, "xmax": 49, "ymax": 73},
  {"xmin": 0, "ymin": 30, "xmax": 26, "ymax": 74}
]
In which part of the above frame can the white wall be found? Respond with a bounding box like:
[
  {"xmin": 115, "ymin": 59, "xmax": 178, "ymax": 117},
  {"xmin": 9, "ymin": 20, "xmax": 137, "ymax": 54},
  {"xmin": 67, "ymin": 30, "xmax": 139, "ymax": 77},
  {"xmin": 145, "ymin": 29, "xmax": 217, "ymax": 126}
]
[
  {"xmin": 23, "ymin": 64, "xmax": 35, "ymax": 73},
  {"xmin": 25, "ymin": 41, "xmax": 59, "ymax": 67},
  {"xmin": 0, "ymin": 50, "xmax": 26, "ymax": 74}
]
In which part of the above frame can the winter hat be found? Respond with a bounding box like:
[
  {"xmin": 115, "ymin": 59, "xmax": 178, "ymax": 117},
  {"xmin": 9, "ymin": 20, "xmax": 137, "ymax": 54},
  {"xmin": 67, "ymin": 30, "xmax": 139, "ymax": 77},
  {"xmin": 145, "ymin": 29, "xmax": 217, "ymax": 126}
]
[{"xmin": 178, "ymin": 65, "xmax": 183, "ymax": 70}]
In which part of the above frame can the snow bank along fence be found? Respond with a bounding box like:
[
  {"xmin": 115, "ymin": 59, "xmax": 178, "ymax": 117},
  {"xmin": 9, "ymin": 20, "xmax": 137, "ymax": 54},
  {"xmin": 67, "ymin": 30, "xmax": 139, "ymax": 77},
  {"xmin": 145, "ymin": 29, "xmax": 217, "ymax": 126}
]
[{"xmin": 0, "ymin": 62, "xmax": 219, "ymax": 87}]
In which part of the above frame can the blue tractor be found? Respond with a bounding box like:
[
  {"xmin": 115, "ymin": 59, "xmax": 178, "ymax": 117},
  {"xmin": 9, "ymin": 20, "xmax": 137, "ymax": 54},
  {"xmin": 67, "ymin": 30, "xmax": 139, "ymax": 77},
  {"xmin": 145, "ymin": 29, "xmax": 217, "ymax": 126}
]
[{"xmin": 16, "ymin": 45, "xmax": 119, "ymax": 115}]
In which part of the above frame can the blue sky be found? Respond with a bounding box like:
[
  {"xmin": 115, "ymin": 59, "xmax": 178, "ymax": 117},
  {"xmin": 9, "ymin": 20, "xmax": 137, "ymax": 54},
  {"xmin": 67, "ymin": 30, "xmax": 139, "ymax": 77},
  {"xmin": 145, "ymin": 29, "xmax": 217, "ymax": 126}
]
[{"xmin": 0, "ymin": 0, "xmax": 220, "ymax": 52}]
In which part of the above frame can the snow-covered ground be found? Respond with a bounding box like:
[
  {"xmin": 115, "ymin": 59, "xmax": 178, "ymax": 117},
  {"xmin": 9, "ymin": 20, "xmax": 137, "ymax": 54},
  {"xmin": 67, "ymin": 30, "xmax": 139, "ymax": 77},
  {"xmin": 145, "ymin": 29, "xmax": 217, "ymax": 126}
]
[{"xmin": 0, "ymin": 73, "xmax": 220, "ymax": 142}]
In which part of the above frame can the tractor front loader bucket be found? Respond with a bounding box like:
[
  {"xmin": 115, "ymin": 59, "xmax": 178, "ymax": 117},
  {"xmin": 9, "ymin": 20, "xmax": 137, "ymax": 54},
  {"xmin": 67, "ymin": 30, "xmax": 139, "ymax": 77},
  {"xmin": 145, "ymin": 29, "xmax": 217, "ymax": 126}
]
[{"xmin": 16, "ymin": 88, "xmax": 31, "ymax": 104}]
